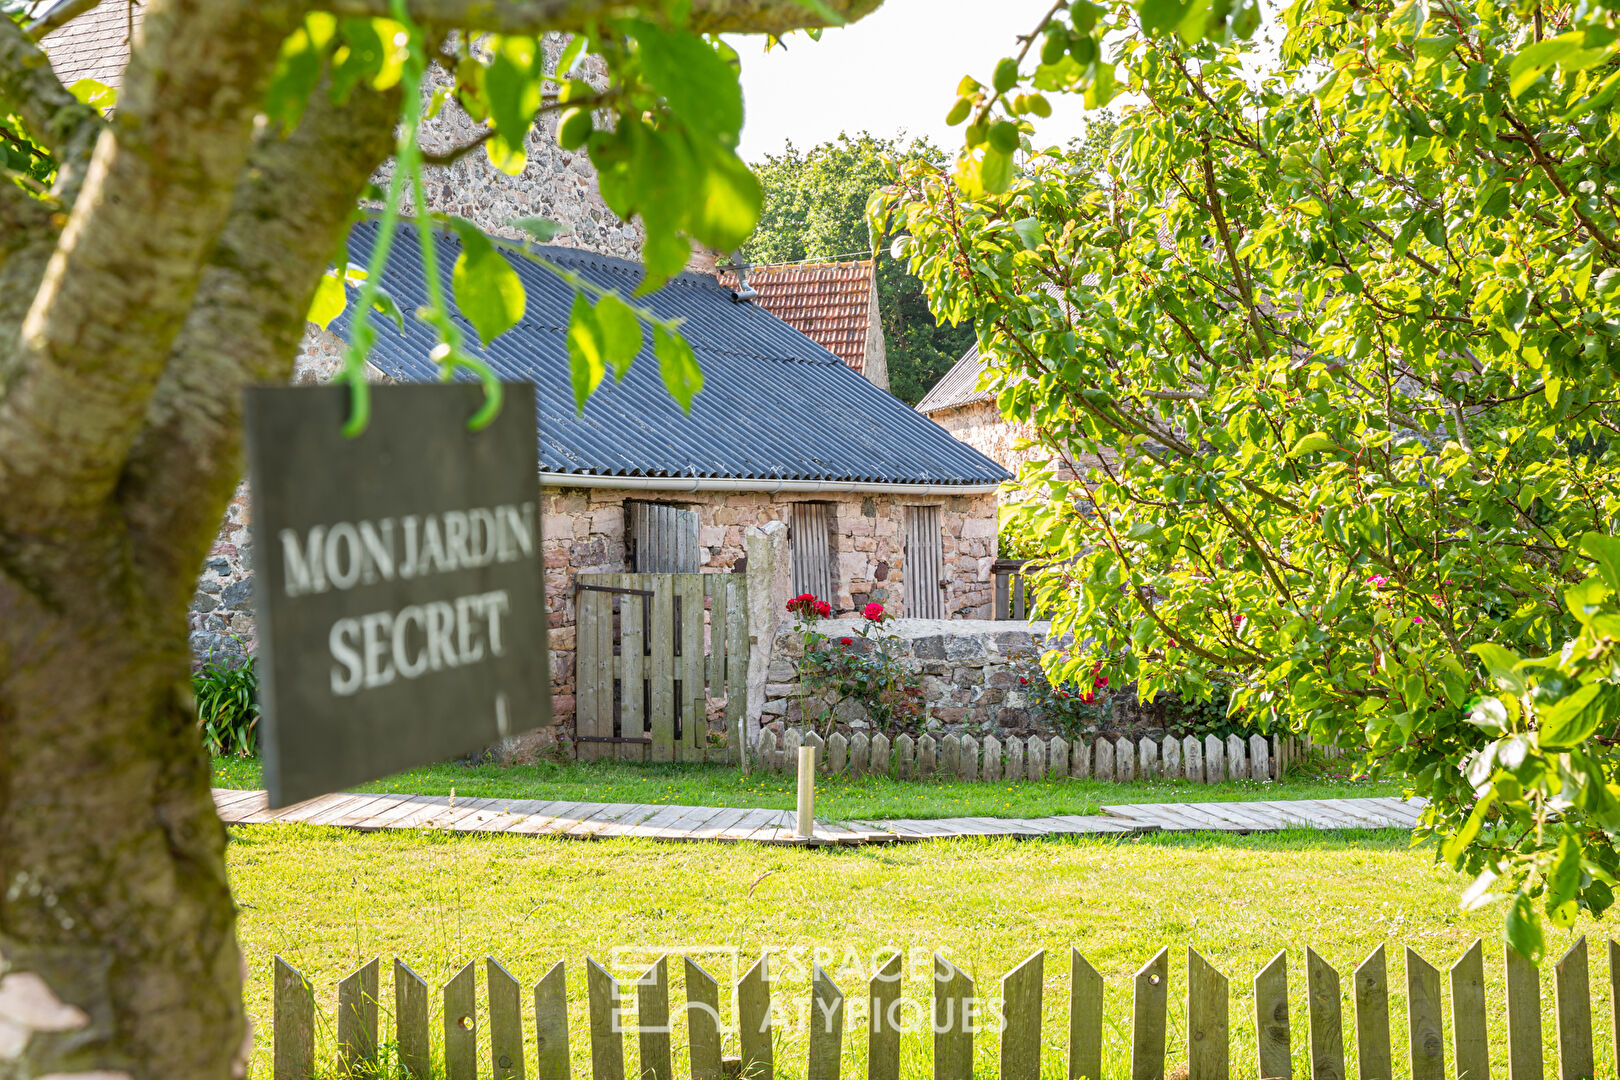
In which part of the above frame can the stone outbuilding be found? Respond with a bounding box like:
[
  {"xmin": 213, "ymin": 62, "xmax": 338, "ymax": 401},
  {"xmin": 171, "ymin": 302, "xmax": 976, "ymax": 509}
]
[{"xmin": 201, "ymin": 219, "xmax": 1010, "ymax": 742}]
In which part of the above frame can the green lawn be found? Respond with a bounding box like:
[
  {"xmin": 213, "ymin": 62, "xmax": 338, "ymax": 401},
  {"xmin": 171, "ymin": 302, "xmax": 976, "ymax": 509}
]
[
  {"xmin": 229, "ymin": 825, "xmax": 1601, "ymax": 1080},
  {"xmin": 210, "ymin": 753, "xmax": 1403, "ymax": 821}
]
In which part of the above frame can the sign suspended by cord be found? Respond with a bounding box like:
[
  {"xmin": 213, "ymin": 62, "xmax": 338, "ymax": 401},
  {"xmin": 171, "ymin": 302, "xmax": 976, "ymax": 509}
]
[{"xmin": 246, "ymin": 382, "xmax": 550, "ymax": 807}]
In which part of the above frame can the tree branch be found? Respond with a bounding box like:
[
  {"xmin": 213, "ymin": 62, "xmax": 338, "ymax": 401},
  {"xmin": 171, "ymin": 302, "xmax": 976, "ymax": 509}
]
[
  {"xmin": 0, "ymin": 0, "xmax": 294, "ymax": 556},
  {"xmin": 119, "ymin": 79, "xmax": 401, "ymax": 611},
  {"xmin": 0, "ymin": 13, "xmax": 104, "ymax": 198},
  {"xmin": 322, "ymin": 0, "xmax": 885, "ymax": 34}
]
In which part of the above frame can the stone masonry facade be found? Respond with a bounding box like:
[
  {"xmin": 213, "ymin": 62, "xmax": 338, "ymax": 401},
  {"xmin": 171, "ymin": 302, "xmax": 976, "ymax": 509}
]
[{"xmin": 541, "ymin": 488, "xmax": 999, "ymax": 736}]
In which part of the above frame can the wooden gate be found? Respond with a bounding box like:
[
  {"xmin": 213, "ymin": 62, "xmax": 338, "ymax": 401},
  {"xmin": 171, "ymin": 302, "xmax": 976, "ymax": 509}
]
[
  {"xmin": 903, "ymin": 504, "xmax": 945, "ymax": 618},
  {"xmin": 573, "ymin": 573, "xmax": 747, "ymax": 763}
]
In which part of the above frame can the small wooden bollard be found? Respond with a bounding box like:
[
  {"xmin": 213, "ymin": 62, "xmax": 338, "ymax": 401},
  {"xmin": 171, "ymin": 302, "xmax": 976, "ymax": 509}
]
[{"xmin": 797, "ymin": 744, "xmax": 816, "ymax": 838}]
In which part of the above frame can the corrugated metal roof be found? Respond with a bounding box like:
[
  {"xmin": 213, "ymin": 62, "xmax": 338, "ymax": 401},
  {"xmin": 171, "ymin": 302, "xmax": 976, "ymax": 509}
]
[
  {"xmin": 717, "ymin": 260, "xmax": 876, "ymax": 375},
  {"xmin": 41, "ymin": 0, "xmax": 140, "ymax": 90},
  {"xmin": 337, "ymin": 222, "xmax": 1011, "ymax": 486},
  {"xmin": 915, "ymin": 276, "xmax": 1099, "ymax": 415},
  {"xmin": 916, "ymin": 344, "xmax": 992, "ymax": 414}
]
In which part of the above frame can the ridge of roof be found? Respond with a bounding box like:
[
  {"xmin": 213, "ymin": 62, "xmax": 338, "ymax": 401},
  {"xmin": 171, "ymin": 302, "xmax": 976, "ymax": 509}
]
[{"xmin": 337, "ymin": 222, "xmax": 1011, "ymax": 487}]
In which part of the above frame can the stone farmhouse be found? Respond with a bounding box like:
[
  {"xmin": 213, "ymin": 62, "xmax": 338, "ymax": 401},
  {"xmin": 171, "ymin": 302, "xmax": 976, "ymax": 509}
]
[{"xmin": 43, "ymin": 2, "xmax": 1011, "ymax": 743}]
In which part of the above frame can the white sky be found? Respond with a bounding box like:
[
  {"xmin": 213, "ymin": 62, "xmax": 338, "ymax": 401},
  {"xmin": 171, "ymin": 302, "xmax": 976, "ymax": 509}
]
[{"xmin": 729, "ymin": 0, "xmax": 1097, "ymax": 161}]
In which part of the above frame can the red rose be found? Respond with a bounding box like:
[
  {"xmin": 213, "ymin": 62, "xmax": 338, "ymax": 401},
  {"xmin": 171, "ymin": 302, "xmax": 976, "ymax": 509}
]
[
  {"xmin": 840, "ymin": 637, "xmax": 854, "ymax": 646},
  {"xmin": 1094, "ymin": 676, "xmax": 1108, "ymax": 688},
  {"xmin": 863, "ymin": 601, "xmax": 885, "ymax": 621},
  {"xmin": 1019, "ymin": 676, "xmax": 1029, "ymax": 685},
  {"xmin": 814, "ymin": 600, "xmax": 831, "ymax": 617}
]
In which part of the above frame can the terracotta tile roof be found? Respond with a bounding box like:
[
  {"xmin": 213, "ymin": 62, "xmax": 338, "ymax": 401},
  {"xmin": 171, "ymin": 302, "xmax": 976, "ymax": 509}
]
[
  {"xmin": 718, "ymin": 260, "xmax": 875, "ymax": 375},
  {"xmin": 41, "ymin": 0, "xmax": 142, "ymax": 90}
]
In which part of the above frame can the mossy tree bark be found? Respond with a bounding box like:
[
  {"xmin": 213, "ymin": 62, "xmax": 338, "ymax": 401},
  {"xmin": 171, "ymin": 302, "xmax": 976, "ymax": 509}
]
[{"xmin": 0, "ymin": 0, "xmax": 881, "ymax": 1075}]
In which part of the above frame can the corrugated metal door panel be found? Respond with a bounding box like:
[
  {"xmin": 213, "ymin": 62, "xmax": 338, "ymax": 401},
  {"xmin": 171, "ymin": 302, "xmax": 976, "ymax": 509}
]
[
  {"xmin": 790, "ymin": 502, "xmax": 834, "ymax": 606},
  {"xmin": 903, "ymin": 505, "xmax": 944, "ymax": 619},
  {"xmin": 631, "ymin": 502, "xmax": 700, "ymax": 573}
]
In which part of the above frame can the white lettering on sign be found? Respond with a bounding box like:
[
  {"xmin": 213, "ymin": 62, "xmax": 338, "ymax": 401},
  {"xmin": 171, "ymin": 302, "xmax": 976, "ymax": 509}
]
[
  {"xmin": 280, "ymin": 502, "xmax": 535, "ymax": 598},
  {"xmin": 328, "ymin": 590, "xmax": 513, "ymax": 696}
]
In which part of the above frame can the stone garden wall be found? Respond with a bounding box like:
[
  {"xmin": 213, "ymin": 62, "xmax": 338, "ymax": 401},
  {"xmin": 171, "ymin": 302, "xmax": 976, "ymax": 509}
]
[{"xmin": 762, "ymin": 618, "xmax": 1050, "ymax": 735}]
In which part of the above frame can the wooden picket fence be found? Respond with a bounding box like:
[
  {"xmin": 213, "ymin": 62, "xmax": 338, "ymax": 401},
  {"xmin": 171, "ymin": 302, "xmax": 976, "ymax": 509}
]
[
  {"xmin": 271, "ymin": 936, "xmax": 1614, "ymax": 1080},
  {"xmin": 753, "ymin": 727, "xmax": 1345, "ymax": 784}
]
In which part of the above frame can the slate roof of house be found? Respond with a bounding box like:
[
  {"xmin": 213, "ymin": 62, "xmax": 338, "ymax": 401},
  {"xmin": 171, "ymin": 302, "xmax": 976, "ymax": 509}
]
[
  {"xmin": 337, "ymin": 222, "xmax": 1011, "ymax": 486},
  {"xmin": 916, "ymin": 344, "xmax": 993, "ymax": 414},
  {"xmin": 41, "ymin": 0, "xmax": 141, "ymax": 89},
  {"xmin": 717, "ymin": 260, "xmax": 876, "ymax": 375}
]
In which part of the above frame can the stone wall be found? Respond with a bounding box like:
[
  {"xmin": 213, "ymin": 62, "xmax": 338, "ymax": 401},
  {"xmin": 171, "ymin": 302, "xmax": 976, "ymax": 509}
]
[
  {"xmin": 760, "ymin": 618, "xmax": 1051, "ymax": 737},
  {"xmin": 926, "ymin": 400, "xmax": 1116, "ymax": 486},
  {"xmin": 541, "ymin": 487, "xmax": 999, "ymax": 735}
]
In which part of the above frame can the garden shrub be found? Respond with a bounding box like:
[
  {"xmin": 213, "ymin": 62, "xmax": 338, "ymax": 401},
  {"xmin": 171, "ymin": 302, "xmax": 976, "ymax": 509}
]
[
  {"xmin": 786, "ymin": 594, "xmax": 924, "ymax": 736},
  {"xmin": 194, "ymin": 656, "xmax": 259, "ymax": 758}
]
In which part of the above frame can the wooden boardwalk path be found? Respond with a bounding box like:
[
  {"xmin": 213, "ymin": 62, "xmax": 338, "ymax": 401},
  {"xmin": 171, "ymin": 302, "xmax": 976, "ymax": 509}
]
[{"xmin": 212, "ymin": 789, "xmax": 1425, "ymax": 845}]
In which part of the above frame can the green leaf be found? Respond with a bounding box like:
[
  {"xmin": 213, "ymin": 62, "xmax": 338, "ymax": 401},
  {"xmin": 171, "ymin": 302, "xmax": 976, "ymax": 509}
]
[
  {"xmin": 308, "ymin": 272, "xmax": 348, "ymax": 329},
  {"xmin": 1471, "ymin": 643, "xmax": 1526, "ymax": 694},
  {"xmin": 689, "ymin": 140, "xmax": 763, "ymax": 253},
  {"xmin": 68, "ymin": 77, "xmax": 117, "ymax": 110},
  {"xmin": 369, "ymin": 288, "xmax": 405, "ymax": 332},
  {"xmin": 594, "ymin": 292, "xmax": 644, "ymax": 381},
  {"xmin": 510, "ymin": 217, "xmax": 569, "ymax": 243},
  {"xmin": 1548, "ymin": 831, "xmax": 1583, "ymax": 910},
  {"xmin": 994, "ymin": 58, "xmax": 1020, "ymax": 94},
  {"xmin": 566, "ymin": 291, "xmax": 606, "ymax": 413},
  {"xmin": 653, "ymin": 324, "xmax": 704, "ymax": 413},
  {"xmin": 1288, "ymin": 432, "xmax": 1336, "ymax": 456},
  {"xmin": 1581, "ymin": 532, "xmax": 1620, "ymax": 591},
  {"xmin": 1441, "ymin": 792, "xmax": 1494, "ymax": 867},
  {"xmin": 449, "ymin": 221, "xmax": 526, "ymax": 346},
  {"xmin": 1538, "ymin": 683, "xmax": 1604, "ymax": 749},
  {"xmin": 1509, "ymin": 34, "xmax": 1580, "ymax": 98},
  {"xmin": 1506, "ymin": 892, "xmax": 1545, "ymax": 963},
  {"xmin": 484, "ymin": 39, "xmax": 542, "ymax": 155},
  {"xmin": 1011, "ymin": 217, "xmax": 1045, "ymax": 250},
  {"xmin": 980, "ymin": 149, "xmax": 1014, "ymax": 195},
  {"xmin": 1140, "ymin": 0, "xmax": 1193, "ymax": 36},
  {"xmin": 629, "ymin": 21, "xmax": 743, "ymax": 146}
]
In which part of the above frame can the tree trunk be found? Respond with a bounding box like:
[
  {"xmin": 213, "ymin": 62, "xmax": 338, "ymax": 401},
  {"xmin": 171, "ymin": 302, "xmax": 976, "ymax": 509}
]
[{"xmin": 1, "ymin": 570, "xmax": 245, "ymax": 1079}]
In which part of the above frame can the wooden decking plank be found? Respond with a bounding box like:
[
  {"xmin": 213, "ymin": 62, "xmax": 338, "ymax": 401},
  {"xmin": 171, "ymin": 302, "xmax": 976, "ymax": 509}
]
[
  {"xmin": 327, "ymin": 794, "xmax": 415, "ymax": 828},
  {"xmin": 1101, "ymin": 803, "xmax": 1204, "ymax": 830},
  {"xmin": 739, "ymin": 810, "xmax": 793, "ymax": 842},
  {"xmin": 305, "ymin": 793, "xmax": 392, "ymax": 827},
  {"xmin": 615, "ymin": 805, "xmax": 700, "ymax": 837},
  {"xmin": 1317, "ymin": 798, "xmax": 1408, "ymax": 827},
  {"xmin": 1187, "ymin": 801, "xmax": 1292, "ymax": 830},
  {"xmin": 565, "ymin": 803, "xmax": 655, "ymax": 837},
  {"xmin": 348, "ymin": 794, "xmax": 443, "ymax": 830},
  {"xmin": 715, "ymin": 808, "xmax": 786, "ymax": 840},
  {"xmin": 1273, "ymin": 799, "xmax": 1385, "ymax": 829},
  {"xmin": 681, "ymin": 807, "xmax": 756, "ymax": 841},
  {"xmin": 1037, "ymin": 815, "xmax": 1136, "ymax": 834},
  {"xmin": 1138, "ymin": 802, "xmax": 1255, "ymax": 832},
  {"xmin": 211, "ymin": 788, "xmax": 262, "ymax": 815},
  {"xmin": 265, "ymin": 792, "xmax": 352, "ymax": 824},
  {"xmin": 499, "ymin": 800, "xmax": 588, "ymax": 835},
  {"xmin": 1368, "ymin": 797, "xmax": 1423, "ymax": 824},
  {"xmin": 1251, "ymin": 800, "xmax": 1360, "ymax": 829},
  {"xmin": 647, "ymin": 804, "xmax": 732, "ymax": 839}
]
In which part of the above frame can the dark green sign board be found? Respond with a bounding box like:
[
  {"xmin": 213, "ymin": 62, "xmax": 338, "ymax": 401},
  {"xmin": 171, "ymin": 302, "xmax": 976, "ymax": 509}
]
[{"xmin": 246, "ymin": 383, "xmax": 550, "ymax": 807}]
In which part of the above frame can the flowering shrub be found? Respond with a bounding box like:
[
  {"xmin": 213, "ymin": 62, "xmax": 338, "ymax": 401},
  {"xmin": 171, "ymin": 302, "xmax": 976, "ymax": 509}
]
[
  {"xmin": 1013, "ymin": 651, "xmax": 1113, "ymax": 739},
  {"xmin": 785, "ymin": 596, "xmax": 924, "ymax": 735}
]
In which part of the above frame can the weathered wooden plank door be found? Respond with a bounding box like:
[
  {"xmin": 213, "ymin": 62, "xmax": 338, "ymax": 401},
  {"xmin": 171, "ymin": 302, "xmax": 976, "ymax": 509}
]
[
  {"xmin": 628, "ymin": 502, "xmax": 701, "ymax": 572},
  {"xmin": 790, "ymin": 501, "xmax": 835, "ymax": 605},
  {"xmin": 575, "ymin": 573, "xmax": 748, "ymax": 763},
  {"xmin": 903, "ymin": 505, "xmax": 945, "ymax": 619}
]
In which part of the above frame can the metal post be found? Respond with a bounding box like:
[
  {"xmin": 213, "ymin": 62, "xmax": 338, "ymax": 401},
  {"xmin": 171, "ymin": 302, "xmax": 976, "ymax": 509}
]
[{"xmin": 796, "ymin": 745, "xmax": 816, "ymax": 838}]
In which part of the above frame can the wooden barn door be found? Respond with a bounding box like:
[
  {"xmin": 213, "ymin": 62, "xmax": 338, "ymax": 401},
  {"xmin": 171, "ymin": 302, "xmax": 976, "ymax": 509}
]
[
  {"xmin": 628, "ymin": 501, "xmax": 700, "ymax": 572},
  {"xmin": 790, "ymin": 501, "xmax": 835, "ymax": 606},
  {"xmin": 903, "ymin": 505, "xmax": 945, "ymax": 618}
]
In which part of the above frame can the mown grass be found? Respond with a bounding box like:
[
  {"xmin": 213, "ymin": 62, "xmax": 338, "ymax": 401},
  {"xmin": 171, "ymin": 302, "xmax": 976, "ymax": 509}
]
[
  {"xmin": 211, "ymin": 754, "xmax": 1401, "ymax": 821},
  {"xmin": 228, "ymin": 825, "xmax": 1604, "ymax": 1080}
]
